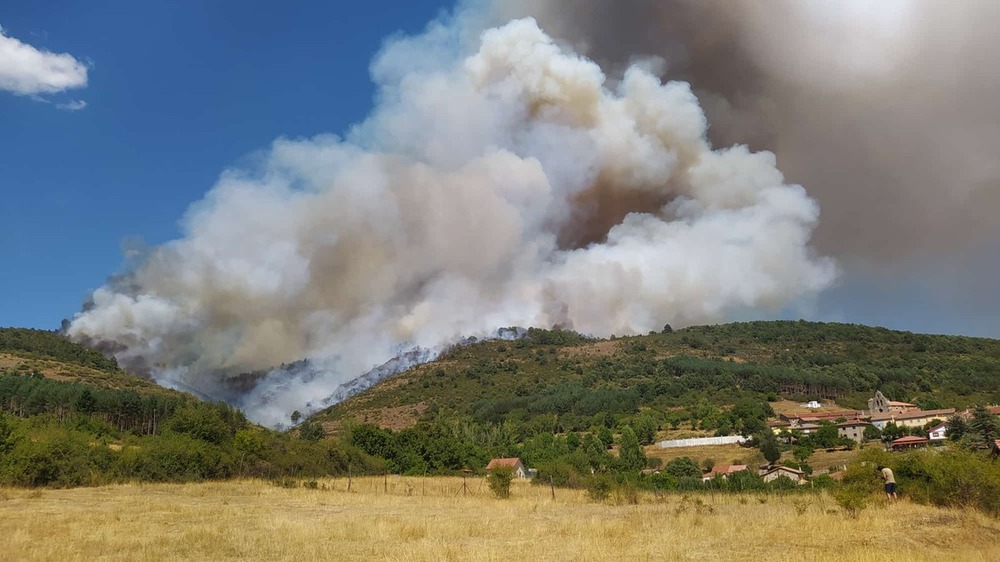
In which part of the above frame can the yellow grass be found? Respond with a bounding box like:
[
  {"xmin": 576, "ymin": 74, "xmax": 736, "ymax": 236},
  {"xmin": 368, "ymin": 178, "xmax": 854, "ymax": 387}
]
[
  {"xmin": 2, "ymin": 478, "xmax": 999, "ymax": 561},
  {"xmin": 645, "ymin": 443, "xmax": 758, "ymax": 467}
]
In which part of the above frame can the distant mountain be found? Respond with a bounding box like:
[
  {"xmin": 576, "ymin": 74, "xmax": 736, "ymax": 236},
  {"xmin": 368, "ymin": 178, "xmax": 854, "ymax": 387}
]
[{"xmin": 309, "ymin": 321, "xmax": 1000, "ymax": 431}]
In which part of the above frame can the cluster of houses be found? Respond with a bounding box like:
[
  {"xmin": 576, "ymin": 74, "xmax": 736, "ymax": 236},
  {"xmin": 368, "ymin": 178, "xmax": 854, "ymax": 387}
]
[
  {"xmin": 769, "ymin": 391, "xmax": 1000, "ymax": 450},
  {"xmin": 702, "ymin": 463, "xmax": 806, "ymax": 484},
  {"xmin": 483, "ymin": 391, "xmax": 1000, "ymax": 488}
]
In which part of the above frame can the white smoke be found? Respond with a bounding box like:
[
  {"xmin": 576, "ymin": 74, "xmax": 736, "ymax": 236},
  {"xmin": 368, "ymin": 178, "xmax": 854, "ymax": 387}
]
[{"xmin": 68, "ymin": 16, "xmax": 836, "ymax": 426}]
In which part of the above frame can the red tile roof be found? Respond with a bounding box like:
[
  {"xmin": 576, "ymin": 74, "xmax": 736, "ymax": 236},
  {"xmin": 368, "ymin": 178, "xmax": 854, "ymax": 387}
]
[
  {"xmin": 891, "ymin": 436, "xmax": 929, "ymax": 446},
  {"xmin": 486, "ymin": 458, "xmax": 523, "ymax": 470},
  {"xmin": 764, "ymin": 466, "xmax": 805, "ymax": 476}
]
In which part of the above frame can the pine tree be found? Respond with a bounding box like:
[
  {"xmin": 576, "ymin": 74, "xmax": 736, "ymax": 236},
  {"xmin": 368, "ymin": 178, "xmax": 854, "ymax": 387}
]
[{"xmin": 618, "ymin": 425, "xmax": 646, "ymax": 471}]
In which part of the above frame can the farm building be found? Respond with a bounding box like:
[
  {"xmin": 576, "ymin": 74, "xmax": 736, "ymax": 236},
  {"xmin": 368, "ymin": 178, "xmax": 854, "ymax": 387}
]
[
  {"xmin": 486, "ymin": 458, "xmax": 528, "ymax": 479},
  {"xmin": 837, "ymin": 420, "xmax": 870, "ymax": 443},
  {"xmin": 891, "ymin": 436, "xmax": 929, "ymax": 450},
  {"xmin": 927, "ymin": 422, "xmax": 948, "ymax": 441},
  {"xmin": 760, "ymin": 466, "xmax": 805, "ymax": 484}
]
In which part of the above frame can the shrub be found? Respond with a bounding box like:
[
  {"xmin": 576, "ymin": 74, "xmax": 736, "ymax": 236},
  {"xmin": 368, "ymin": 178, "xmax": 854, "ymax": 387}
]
[
  {"xmin": 587, "ymin": 474, "xmax": 614, "ymax": 501},
  {"xmin": 612, "ymin": 479, "xmax": 640, "ymax": 505},
  {"xmin": 488, "ymin": 466, "xmax": 514, "ymax": 499},
  {"xmin": 832, "ymin": 485, "xmax": 870, "ymax": 518}
]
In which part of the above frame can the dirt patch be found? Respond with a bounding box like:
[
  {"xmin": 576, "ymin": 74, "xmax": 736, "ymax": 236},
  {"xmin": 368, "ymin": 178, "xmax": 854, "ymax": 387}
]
[
  {"xmin": 352, "ymin": 402, "xmax": 429, "ymax": 431},
  {"xmin": 0, "ymin": 354, "xmax": 78, "ymax": 381},
  {"xmin": 0, "ymin": 354, "xmax": 28, "ymax": 370}
]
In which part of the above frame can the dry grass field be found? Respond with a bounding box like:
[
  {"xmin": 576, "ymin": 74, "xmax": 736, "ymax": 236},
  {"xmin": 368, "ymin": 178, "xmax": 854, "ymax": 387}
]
[
  {"xmin": 645, "ymin": 443, "xmax": 759, "ymax": 468},
  {"xmin": 2, "ymin": 477, "xmax": 999, "ymax": 561}
]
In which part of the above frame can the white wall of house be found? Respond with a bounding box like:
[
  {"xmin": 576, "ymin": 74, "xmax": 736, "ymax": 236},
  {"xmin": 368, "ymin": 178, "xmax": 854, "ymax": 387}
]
[{"xmin": 928, "ymin": 427, "xmax": 948, "ymax": 441}]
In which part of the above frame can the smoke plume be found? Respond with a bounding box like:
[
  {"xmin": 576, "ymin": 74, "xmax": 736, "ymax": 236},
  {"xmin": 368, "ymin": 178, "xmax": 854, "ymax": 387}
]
[
  {"xmin": 488, "ymin": 0, "xmax": 1000, "ymax": 265},
  {"xmin": 68, "ymin": 14, "xmax": 836, "ymax": 425}
]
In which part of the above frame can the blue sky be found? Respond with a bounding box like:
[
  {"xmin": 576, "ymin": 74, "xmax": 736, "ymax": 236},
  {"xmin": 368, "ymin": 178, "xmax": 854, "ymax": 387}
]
[{"xmin": 1, "ymin": 0, "xmax": 453, "ymax": 329}]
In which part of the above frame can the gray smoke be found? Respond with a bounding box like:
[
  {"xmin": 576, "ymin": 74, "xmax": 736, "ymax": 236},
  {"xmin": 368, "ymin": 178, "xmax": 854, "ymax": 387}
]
[
  {"xmin": 487, "ymin": 0, "xmax": 1000, "ymax": 265},
  {"xmin": 68, "ymin": 13, "xmax": 836, "ymax": 426}
]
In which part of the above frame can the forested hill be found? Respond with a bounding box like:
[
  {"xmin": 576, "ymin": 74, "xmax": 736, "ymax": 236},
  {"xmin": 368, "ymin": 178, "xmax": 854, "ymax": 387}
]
[
  {"xmin": 0, "ymin": 327, "xmax": 382, "ymax": 487},
  {"xmin": 0, "ymin": 327, "xmax": 165, "ymax": 394},
  {"xmin": 312, "ymin": 321, "xmax": 1000, "ymax": 432}
]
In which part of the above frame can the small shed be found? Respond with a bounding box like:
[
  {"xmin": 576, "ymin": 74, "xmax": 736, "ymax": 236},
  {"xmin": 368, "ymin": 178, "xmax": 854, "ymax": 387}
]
[
  {"xmin": 927, "ymin": 422, "xmax": 948, "ymax": 441},
  {"xmin": 761, "ymin": 466, "xmax": 805, "ymax": 484},
  {"xmin": 486, "ymin": 457, "xmax": 528, "ymax": 479},
  {"xmin": 891, "ymin": 436, "xmax": 929, "ymax": 450}
]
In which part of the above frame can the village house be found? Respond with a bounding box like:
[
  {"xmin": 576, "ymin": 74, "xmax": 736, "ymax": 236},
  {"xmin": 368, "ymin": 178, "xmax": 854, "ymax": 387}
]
[
  {"xmin": 927, "ymin": 422, "xmax": 948, "ymax": 441},
  {"xmin": 701, "ymin": 464, "xmax": 749, "ymax": 482},
  {"xmin": 891, "ymin": 436, "xmax": 929, "ymax": 450},
  {"xmin": 837, "ymin": 420, "xmax": 870, "ymax": 444},
  {"xmin": 759, "ymin": 465, "xmax": 806, "ymax": 484},
  {"xmin": 793, "ymin": 423, "xmax": 822, "ymax": 435},
  {"xmin": 870, "ymin": 408, "xmax": 955, "ymax": 430},
  {"xmin": 768, "ymin": 420, "xmax": 791, "ymax": 435},
  {"xmin": 486, "ymin": 457, "xmax": 528, "ymax": 479}
]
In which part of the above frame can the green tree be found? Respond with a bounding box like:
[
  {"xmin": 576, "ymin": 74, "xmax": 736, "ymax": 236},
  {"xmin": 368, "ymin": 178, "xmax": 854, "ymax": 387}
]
[
  {"xmin": 664, "ymin": 456, "xmax": 702, "ymax": 479},
  {"xmin": 881, "ymin": 423, "xmax": 904, "ymax": 443},
  {"xmin": 792, "ymin": 445, "xmax": 813, "ymax": 464},
  {"xmin": 968, "ymin": 405, "xmax": 1000, "ymax": 445},
  {"xmin": 299, "ymin": 421, "xmax": 325, "ymax": 441},
  {"xmin": 758, "ymin": 431, "xmax": 782, "ymax": 465},
  {"xmin": 74, "ymin": 388, "xmax": 96, "ymax": 414},
  {"xmin": 290, "ymin": 410, "xmax": 302, "ymax": 424},
  {"xmin": 946, "ymin": 415, "xmax": 967, "ymax": 442},
  {"xmin": 863, "ymin": 424, "xmax": 882, "ymax": 441},
  {"xmin": 617, "ymin": 426, "xmax": 646, "ymax": 471}
]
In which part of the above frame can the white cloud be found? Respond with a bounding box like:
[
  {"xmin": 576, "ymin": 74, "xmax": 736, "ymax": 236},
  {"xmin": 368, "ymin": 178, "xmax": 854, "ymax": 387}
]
[
  {"xmin": 0, "ymin": 25, "xmax": 88, "ymax": 96},
  {"xmin": 56, "ymin": 99, "xmax": 86, "ymax": 111}
]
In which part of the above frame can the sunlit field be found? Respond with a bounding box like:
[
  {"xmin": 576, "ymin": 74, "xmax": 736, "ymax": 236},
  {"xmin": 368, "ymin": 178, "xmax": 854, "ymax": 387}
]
[{"xmin": 2, "ymin": 477, "xmax": 999, "ymax": 561}]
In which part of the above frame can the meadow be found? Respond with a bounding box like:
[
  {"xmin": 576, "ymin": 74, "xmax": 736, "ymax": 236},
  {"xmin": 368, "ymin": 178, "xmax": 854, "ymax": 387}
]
[{"xmin": 2, "ymin": 477, "xmax": 998, "ymax": 561}]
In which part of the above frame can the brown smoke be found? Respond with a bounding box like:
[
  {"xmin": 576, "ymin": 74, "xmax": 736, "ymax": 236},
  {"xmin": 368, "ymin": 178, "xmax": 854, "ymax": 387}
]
[{"xmin": 488, "ymin": 0, "xmax": 1000, "ymax": 263}]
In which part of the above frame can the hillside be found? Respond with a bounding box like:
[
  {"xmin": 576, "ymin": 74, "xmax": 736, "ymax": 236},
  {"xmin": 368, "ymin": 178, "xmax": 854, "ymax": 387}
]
[
  {"xmin": 312, "ymin": 321, "xmax": 1000, "ymax": 432},
  {"xmin": 0, "ymin": 327, "xmax": 169, "ymax": 394}
]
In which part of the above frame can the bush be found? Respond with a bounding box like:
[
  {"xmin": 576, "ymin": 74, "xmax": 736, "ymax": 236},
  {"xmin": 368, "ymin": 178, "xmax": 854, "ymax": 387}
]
[
  {"xmin": 488, "ymin": 466, "xmax": 514, "ymax": 499},
  {"xmin": 587, "ymin": 474, "xmax": 614, "ymax": 501},
  {"xmin": 664, "ymin": 456, "xmax": 702, "ymax": 479},
  {"xmin": 534, "ymin": 460, "xmax": 585, "ymax": 488},
  {"xmin": 832, "ymin": 485, "xmax": 870, "ymax": 518},
  {"xmin": 612, "ymin": 479, "xmax": 640, "ymax": 505}
]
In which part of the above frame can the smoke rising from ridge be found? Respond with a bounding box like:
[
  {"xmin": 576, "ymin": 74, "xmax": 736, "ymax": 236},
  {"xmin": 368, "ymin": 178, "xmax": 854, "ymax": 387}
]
[{"xmin": 67, "ymin": 15, "xmax": 836, "ymax": 426}]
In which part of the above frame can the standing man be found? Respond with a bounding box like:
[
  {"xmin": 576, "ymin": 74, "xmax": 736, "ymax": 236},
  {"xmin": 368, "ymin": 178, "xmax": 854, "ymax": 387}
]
[{"xmin": 877, "ymin": 465, "xmax": 897, "ymax": 501}]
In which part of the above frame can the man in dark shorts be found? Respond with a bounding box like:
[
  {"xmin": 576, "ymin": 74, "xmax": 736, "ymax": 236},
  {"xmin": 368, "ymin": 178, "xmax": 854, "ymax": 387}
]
[{"xmin": 877, "ymin": 465, "xmax": 897, "ymax": 501}]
